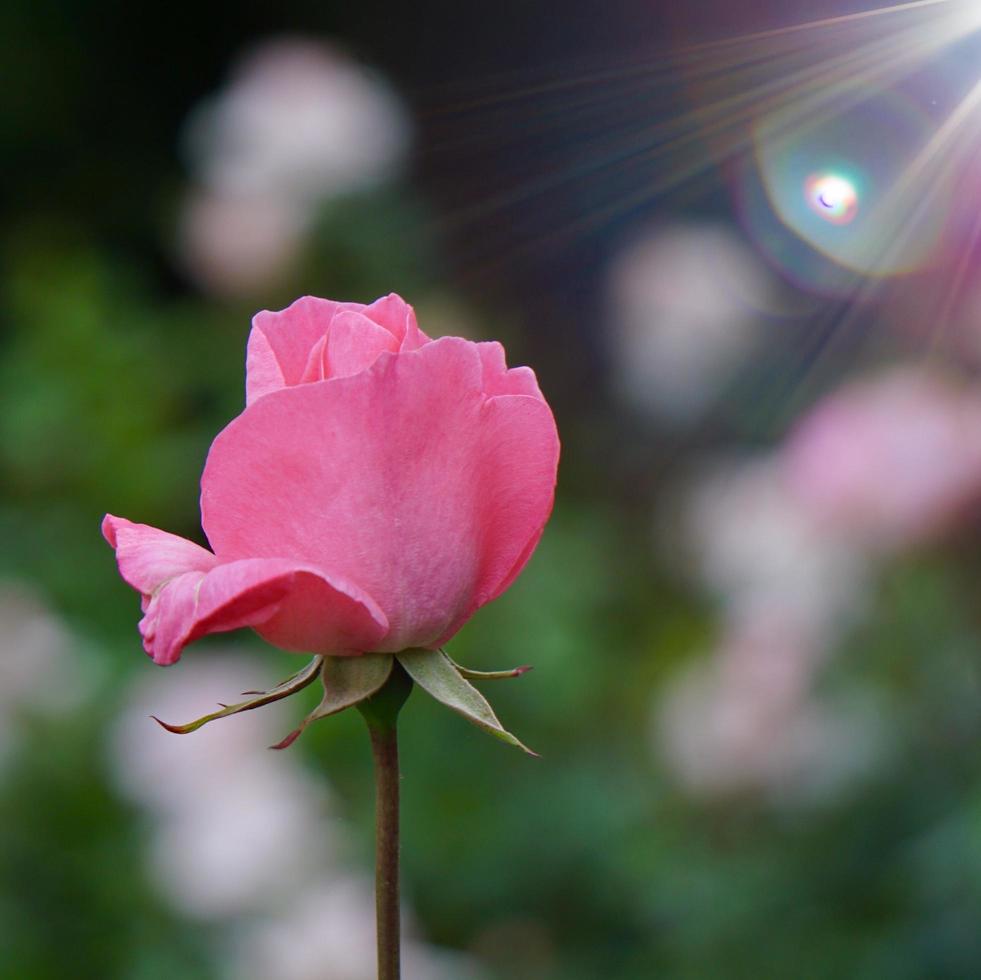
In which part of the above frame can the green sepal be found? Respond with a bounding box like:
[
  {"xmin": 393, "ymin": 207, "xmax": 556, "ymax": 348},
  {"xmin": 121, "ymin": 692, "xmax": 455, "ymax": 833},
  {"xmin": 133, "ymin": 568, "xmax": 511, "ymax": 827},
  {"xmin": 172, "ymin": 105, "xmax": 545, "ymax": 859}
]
[
  {"xmin": 397, "ymin": 648, "xmax": 538, "ymax": 756},
  {"xmin": 270, "ymin": 653, "xmax": 395, "ymax": 750},
  {"xmin": 152, "ymin": 655, "xmax": 324, "ymax": 735},
  {"xmin": 442, "ymin": 649, "xmax": 533, "ymax": 681}
]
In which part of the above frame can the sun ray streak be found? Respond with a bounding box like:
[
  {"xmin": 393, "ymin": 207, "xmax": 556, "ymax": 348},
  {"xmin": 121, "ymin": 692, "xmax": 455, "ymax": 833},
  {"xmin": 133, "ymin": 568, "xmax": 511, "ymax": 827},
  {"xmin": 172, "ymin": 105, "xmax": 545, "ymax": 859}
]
[
  {"xmin": 679, "ymin": 0, "xmax": 966, "ymax": 51},
  {"xmin": 440, "ymin": 0, "xmax": 981, "ymax": 246}
]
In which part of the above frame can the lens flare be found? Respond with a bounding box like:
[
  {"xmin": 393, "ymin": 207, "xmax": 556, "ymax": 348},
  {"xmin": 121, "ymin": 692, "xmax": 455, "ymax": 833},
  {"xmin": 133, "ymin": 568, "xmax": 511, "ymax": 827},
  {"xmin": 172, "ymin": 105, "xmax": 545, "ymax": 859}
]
[
  {"xmin": 806, "ymin": 174, "xmax": 859, "ymax": 225},
  {"xmin": 744, "ymin": 89, "xmax": 951, "ymax": 289}
]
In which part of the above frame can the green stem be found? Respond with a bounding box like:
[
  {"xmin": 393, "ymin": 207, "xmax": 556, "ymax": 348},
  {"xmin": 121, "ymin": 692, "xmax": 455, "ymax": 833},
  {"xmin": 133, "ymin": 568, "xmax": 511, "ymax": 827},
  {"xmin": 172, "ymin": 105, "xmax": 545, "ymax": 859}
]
[
  {"xmin": 358, "ymin": 664, "xmax": 413, "ymax": 980},
  {"xmin": 367, "ymin": 722, "xmax": 400, "ymax": 980}
]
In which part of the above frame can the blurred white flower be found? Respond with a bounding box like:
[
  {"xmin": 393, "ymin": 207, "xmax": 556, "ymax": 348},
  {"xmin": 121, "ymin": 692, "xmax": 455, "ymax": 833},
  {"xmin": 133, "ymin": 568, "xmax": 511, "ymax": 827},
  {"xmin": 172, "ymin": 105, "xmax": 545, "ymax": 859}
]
[
  {"xmin": 228, "ymin": 878, "xmax": 375, "ymax": 980},
  {"xmin": 783, "ymin": 366, "xmax": 981, "ymax": 551},
  {"xmin": 184, "ymin": 38, "xmax": 410, "ymax": 205},
  {"xmin": 0, "ymin": 584, "xmax": 78, "ymax": 713},
  {"xmin": 226, "ymin": 878, "xmax": 474, "ymax": 980},
  {"xmin": 110, "ymin": 652, "xmax": 337, "ymax": 917},
  {"xmin": 0, "ymin": 583, "xmax": 90, "ymax": 767},
  {"xmin": 177, "ymin": 36, "xmax": 411, "ymax": 296},
  {"xmin": 111, "ymin": 652, "xmax": 291, "ymax": 812},
  {"xmin": 683, "ymin": 455, "xmax": 869, "ymax": 645},
  {"xmin": 606, "ymin": 223, "xmax": 776, "ymax": 423},
  {"xmin": 147, "ymin": 763, "xmax": 334, "ymax": 918},
  {"xmin": 177, "ymin": 191, "xmax": 304, "ymax": 297},
  {"xmin": 652, "ymin": 365, "xmax": 978, "ymax": 805}
]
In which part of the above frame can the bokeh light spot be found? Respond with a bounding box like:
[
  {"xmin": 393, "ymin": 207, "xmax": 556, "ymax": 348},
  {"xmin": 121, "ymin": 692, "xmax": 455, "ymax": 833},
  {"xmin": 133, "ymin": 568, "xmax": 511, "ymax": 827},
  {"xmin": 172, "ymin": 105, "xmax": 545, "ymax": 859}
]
[{"xmin": 806, "ymin": 173, "xmax": 859, "ymax": 226}]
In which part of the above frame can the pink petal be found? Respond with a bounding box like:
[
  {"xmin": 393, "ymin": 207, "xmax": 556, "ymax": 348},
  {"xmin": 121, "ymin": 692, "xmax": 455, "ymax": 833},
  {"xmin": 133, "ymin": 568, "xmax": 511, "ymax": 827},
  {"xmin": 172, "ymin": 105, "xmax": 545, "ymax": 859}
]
[
  {"xmin": 434, "ymin": 392, "xmax": 559, "ymax": 643},
  {"xmin": 326, "ymin": 310, "xmax": 399, "ymax": 379},
  {"xmin": 102, "ymin": 515, "xmax": 217, "ymax": 594},
  {"xmin": 202, "ymin": 337, "xmax": 559, "ymax": 652},
  {"xmin": 139, "ymin": 558, "xmax": 388, "ymax": 666},
  {"xmin": 363, "ymin": 293, "xmax": 429, "ymax": 350},
  {"xmin": 245, "ymin": 293, "xmax": 431, "ymax": 405},
  {"xmin": 476, "ymin": 341, "xmax": 545, "ymax": 397},
  {"xmin": 246, "ymin": 296, "xmax": 358, "ymax": 405}
]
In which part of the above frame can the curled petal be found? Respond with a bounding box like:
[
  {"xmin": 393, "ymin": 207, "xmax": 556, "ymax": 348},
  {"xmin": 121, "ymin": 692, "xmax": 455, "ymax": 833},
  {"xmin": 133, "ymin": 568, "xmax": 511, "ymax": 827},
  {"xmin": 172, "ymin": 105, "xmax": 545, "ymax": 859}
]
[
  {"xmin": 139, "ymin": 557, "xmax": 388, "ymax": 665},
  {"xmin": 102, "ymin": 515, "xmax": 217, "ymax": 595}
]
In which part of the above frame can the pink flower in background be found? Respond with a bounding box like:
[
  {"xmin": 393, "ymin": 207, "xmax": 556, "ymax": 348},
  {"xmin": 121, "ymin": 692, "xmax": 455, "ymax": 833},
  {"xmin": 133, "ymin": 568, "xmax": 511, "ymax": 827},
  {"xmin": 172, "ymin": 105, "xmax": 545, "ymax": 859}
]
[
  {"xmin": 103, "ymin": 294, "xmax": 559, "ymax": 666},
  {"xmin": 784, "ymin": 368, "xmax": 981, "ymax": 550},
  {"xmin": 657, "ymin": 611, "xmax": 882, "ymax": 804}
]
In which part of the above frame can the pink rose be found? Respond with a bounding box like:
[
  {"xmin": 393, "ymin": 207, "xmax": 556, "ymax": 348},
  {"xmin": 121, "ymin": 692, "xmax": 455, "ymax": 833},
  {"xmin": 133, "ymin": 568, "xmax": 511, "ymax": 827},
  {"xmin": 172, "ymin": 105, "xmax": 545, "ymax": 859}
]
[{"xmin": 103, "ymin": 294, "xmax": 559, "ymax": 665}]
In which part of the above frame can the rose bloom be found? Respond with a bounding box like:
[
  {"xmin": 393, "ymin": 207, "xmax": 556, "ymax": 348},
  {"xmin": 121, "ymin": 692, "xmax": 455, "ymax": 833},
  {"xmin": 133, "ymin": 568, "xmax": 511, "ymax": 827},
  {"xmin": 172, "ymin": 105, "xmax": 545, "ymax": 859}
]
[{"xmin": 103, "ymin": 295, "xmax": 559, "ymax": 665}]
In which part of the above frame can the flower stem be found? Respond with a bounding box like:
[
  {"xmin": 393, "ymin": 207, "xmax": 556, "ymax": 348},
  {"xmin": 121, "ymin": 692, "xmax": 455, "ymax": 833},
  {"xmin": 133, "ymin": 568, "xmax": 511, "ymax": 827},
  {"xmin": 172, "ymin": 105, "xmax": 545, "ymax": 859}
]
[
  {"xmin": 367, "ymin": 722, "xmax": 400, "ymax": 980},
  {"xmin": 358, "ymin": 663, "xmax": 413, "ymax": 980}
]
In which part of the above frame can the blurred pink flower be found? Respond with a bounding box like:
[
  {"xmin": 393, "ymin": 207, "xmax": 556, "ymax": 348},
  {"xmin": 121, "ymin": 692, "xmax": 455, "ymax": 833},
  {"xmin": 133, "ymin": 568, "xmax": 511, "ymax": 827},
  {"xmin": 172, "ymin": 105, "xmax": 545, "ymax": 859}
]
[
  {"xmin": 103, "ymin": 295, "xmax": 559, "ymax": 665},
  {"xmin": 784, "ymin": 368, "xmax": 981, "ymax": 550},
  {"xmin": 663, "ymin": 456, "xmax": 884, "ymax": 803},
  {"xmin": 657, "ymin": 611, "xmax": 882, "ymax": 803}
]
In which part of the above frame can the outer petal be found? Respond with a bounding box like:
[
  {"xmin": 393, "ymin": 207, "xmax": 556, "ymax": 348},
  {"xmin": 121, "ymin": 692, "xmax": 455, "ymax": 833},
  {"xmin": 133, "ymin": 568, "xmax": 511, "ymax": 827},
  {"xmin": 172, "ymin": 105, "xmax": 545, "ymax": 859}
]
[
  {"xmin": 102, "ymin": 515, "xmax": 217, "ymax": 594},
  {"xmin": 202, "ymin": 337, "xmax": 559, "ymax": 652},
  {"xmin": 434, "ymin": 391, "xmax": 559, "ymax": 644},
  {"xmin": 139, "ymin": 558, "xmax": 388, "ymax": 666}
]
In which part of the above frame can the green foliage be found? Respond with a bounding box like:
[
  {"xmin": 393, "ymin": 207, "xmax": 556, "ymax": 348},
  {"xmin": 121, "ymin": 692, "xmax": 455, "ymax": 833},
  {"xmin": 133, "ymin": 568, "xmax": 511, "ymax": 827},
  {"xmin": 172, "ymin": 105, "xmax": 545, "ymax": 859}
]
[{"xmin": 0, "ymin": 709, "xmax": 215, "ymax": 980}]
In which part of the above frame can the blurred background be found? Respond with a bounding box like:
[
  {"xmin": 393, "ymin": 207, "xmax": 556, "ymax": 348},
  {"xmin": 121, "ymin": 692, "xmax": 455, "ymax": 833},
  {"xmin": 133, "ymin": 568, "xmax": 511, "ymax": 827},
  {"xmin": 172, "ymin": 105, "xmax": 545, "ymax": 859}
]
[{"xmin": 5, "ymin": 0, "xmax": 981, "ymax": 977}]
